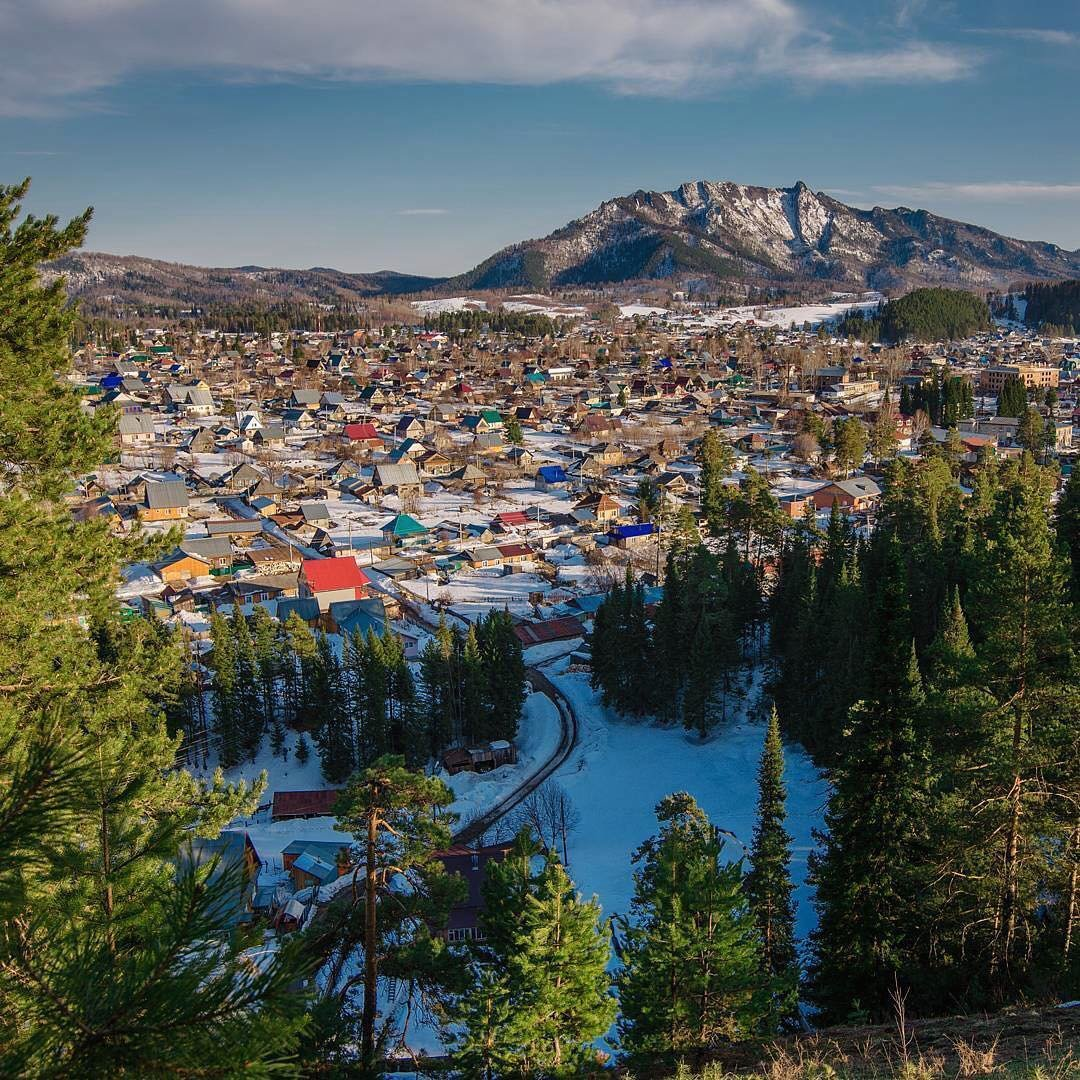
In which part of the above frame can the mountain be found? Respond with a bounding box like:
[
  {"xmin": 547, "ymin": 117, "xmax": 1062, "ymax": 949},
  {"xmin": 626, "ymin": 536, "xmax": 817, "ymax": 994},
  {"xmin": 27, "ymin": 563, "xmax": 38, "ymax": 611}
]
[
  {"xmin": 47, "ymin": 181, "xmax": 1080, "ymax": 314},
  {"xmin": 447, "ymin": 180, "xmax": 1080, "ymax": 292},
  {"xmin": 42, "ymin": 252, "xmax": 446, "ymax": 314}
]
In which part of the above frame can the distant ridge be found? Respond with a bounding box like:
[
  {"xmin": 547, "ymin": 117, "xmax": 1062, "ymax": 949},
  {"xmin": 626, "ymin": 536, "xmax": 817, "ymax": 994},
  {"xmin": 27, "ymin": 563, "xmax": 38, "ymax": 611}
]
[{"xmin": 45, "ymin": 180, "xmax": 1080, "ymax": 313}]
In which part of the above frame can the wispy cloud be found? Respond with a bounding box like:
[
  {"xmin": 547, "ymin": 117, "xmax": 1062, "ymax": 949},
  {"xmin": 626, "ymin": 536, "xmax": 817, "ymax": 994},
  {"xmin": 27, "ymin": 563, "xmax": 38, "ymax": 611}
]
[
  {"xmin": 397, "ymin": 208, "xmax": 449, "ymax": 217},
  {"xmin": 970, "ymin": 27, "xmax": 1078, "ymax": 47},
  {"xmin": 873, "ymin": 181, "xmax": 1080, "ymax": 202},
  {"xmin": 2, "ymin": 150, "xmax": 65, "ymax": 156},
  {"xmin": 0, "ymin": 0, "xmax": 980, "ymax": 117}
]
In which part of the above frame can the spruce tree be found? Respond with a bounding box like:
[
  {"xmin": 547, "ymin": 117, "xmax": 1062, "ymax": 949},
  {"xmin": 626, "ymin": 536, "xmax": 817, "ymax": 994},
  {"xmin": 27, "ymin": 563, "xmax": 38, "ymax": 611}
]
[
  {"xmin": 619, "ymin": 794, "xmax": 768, "ymax": 1056},
  {"xmin": 312, "ymin": 631, "xmax": 353, "ymax": 782},
  {"xmin": 209, "ymin": 610, "xmax": 242, "ymax": 768},
  {"xmin": 808, "ymin": 642, "xmax": 933, "ymax": 1022},
  {"xmin": 230, "ymin": 608, "xmax": 264, "ymax": 760},
  {"xmin": 452, "ymin": 834, "xmax": 614, "ymax": 1075},
  {"xmin": 745, "ymin": 708, "xmax": 798, "ymax": 1026}
]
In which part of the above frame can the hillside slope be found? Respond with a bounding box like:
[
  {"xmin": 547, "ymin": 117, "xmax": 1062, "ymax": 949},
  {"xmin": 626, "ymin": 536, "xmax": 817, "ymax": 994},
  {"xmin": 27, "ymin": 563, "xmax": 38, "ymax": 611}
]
[{"xmin": 448, "ymin": 180, "xmax": 1080, "ymax": 293}]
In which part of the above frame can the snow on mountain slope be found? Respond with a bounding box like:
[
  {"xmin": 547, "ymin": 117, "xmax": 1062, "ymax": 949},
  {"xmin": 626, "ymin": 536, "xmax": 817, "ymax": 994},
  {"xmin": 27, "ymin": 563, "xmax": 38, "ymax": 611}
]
[{"xmin": 449, "ymin": 179, "xmax": 1080, "ymax": 292}]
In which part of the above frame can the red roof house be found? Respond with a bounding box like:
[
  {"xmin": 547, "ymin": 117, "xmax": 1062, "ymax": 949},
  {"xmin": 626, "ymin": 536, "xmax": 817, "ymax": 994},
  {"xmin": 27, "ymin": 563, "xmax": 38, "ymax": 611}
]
[
  {"xmin": 299, "ymin": 557, "xmax": 371, "ymax": 611},
  {"xmin": 343, "ymin": 422, "xmax": 382, "ymax": 446},
  {"xmin": 271, "ymin": 788, "xmax": 342, "ymax": 820}
]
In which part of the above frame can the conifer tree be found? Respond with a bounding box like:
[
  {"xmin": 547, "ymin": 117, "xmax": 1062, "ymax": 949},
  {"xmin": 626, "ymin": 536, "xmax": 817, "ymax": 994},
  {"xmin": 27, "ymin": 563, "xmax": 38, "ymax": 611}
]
[
  {"xmin": 209, "ymin": 610, "xmax": 242, "ymax": 768},
  {"xmin": 329, "ymin": 756, "xmax": 461, "ymax": 1070},
  {"xmin": 418, "ymin": 616, "xmax": 455, "ymax": 761},
  {"xmin": 453, "ymin": 833, "xmax": 614, "ymax": 1075},
  {"xmin": 0, "ymin": 178, "xmax": 309, "ymax": 1073},
  {"xmin": 619, "ymin": 794, "xmax": 768, "ymax": 1056},
  {"xmin": 313, "ymin": 631, "xmax": 353, "ymax": 782},
  {"xmin": 230, "ymin": 608, "xmax": 264, "ymax": 760},
  {"xmin": 477, "ymin": 608, "xmax": 527, "ymax": 742},
  {"xmin": 808, "ymin": 641, "xmax": 933, "ymax": 1022},
  {"xmin": 745, "ymin": 708, "xmax": 798, "ymax": 1026},
  {"xmin": 698, "ymin": 428, "xmax": 734, "ymax": 537}
]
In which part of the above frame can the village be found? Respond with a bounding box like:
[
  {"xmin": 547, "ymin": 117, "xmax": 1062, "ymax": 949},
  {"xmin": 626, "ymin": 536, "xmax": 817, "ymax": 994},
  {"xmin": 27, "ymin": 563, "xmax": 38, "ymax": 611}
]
[{"xmin": 62, "ymin": 291, "xmax": 1079, "ymax": 1054}]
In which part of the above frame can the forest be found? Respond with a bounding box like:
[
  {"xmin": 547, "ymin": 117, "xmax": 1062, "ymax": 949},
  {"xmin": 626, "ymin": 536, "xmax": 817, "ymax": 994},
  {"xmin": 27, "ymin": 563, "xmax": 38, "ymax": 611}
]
[
  {"xmin": 593, "ymin": 429, "xmax": 1080, "ymax": 1027},
  {"xmin": 838, "ymin": 287, "xmax": 992, "ymax": 343},
  {"xmin": 199, "ymin": 606, "xmax": 525, "ymax": 783},
  {"xmin": 1024, "ymin": 279, "xmax": 1080, "ymax": 336}
]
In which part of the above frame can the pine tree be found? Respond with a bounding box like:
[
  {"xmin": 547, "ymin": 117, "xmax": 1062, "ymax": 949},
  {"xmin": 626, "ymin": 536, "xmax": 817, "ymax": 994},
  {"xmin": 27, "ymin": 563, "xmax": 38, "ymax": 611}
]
[
  {"xmin": 329, "ymin": 756, "xmax": 461, "ymax": 1071},
  {"xmin": 619, "ymin": 794, "xmax": 768, "ymax": 1056},
  {"xmin": 0, "ymin": 179, "xmax": 309, "ymax": 1073},
  {"xmin": 950, "ymin": 458, "xmax": 1076, "ymax": 1002},
  {"xmin": 745, "ymin": 708, "xmax": 798, "ymax": 1027}
]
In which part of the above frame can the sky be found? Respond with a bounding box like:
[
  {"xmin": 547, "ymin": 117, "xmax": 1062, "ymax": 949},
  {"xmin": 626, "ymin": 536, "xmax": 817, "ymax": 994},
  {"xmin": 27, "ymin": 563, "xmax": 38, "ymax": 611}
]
[{"xmin": 1, "ymin": 0, "xmax": 1078, "ymax": 276}]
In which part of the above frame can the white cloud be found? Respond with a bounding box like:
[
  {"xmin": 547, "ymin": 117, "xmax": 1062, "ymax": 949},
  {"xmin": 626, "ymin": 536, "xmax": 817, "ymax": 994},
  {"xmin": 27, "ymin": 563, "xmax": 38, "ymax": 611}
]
[
  {"xmin": 777, "ymin": 43, "xmax": 975, "ymax": 85},
  {"xmin": 397, "ymin": 208, "xmax": 449, "ymax": 216},
  {"xmin": 971, "ymin": 28, "xmax": 1078, "ymax": 47},
  {"xmin": 873, "ymin": 181, "xmax": 1080, "ymax": 202},
  {"xmin": 0, "ymin": 0, "xmax": 980, "ymax": 116}
]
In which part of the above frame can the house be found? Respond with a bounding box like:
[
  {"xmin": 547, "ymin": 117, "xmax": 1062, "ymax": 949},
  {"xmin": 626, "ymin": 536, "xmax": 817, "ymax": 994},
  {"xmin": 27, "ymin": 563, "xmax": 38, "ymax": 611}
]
[
  {"xmin": 373, "ymin": 461, "xmax": 422, "ymax": 498},
  {"xmin": 380, "ymin": 513, "xmax": 428, "ymax": 549},
  {"xmin": 535, "ymin": 464, "xmax": 568, "ymax": 491},
  {"xmin": 155, "ymin": 550, "xmax": 211, "ymax": 583},
  {"xmin": 178, "ymin": 536, "xmax": 233, "ymax": 570},
  {"xmin": 441, "ymin": 742, "xmax": 516, "ymax": 777},
  {"xmin": 812, "ymin": 476, "xmax": 882, "ymax": 512},
  {"xmin": 252, "ymin": 423, "xmax": 286, "ymax": 448},
  {"xmin": 468, "ymin": 545, "xmax": 506, "ymax": 569},
  {"xmin": 117, "ymin": 411, "xmax": 156, "ymax": 447},
  {"xmin": 496, "ymin": 542, "xmax": 533, "ymax": 566},
  {"xmin": 435, "ymin": 844, "xmax": 513, "ymax": 943},
  {"xmin": 281, "ymin": 840, "xmax": 352, "ymax": 891},
  {"xmin": 165, "ymin": 382, "xmax": 215, "ymax": 416},
  {"xmin": 141, "ymin": 478, "xmax": 189, "ymax": 521},
  {"xmin": 299, "ymin": 557, "xmax": 371, "ymax": 611},
  {"xmin": 608, "ymin": 522, "xmax": 655, "ymax": 548},
  {"xmin": 206, "ymin": 518, "xmax": 265, "ymax": 545},
  {"xmin": 395, "ymin": 415, "xmax": 427, "ymax": 440},
  {"xmin": 573, "ymin": 492, "xmax": 621, "ymax": 524},
  {"xmin": 343, "ymin": 422, "xmax": 383, "ymax": 448},
  {"xmin": 271, "ymin": 789, "xmax": 342, "ymax": 821},
  {"xmin": 512, "ymin": 615, "xmax": 585, "ymax": 647},
  {"xmin": 180, "ymin": 830, "xmax": 261, "ymax": 931}
]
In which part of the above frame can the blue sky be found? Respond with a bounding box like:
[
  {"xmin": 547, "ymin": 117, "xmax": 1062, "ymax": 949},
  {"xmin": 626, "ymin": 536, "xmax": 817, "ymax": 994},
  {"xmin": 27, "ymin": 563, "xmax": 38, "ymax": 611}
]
[{"xmin": 2, "ymin": 0, "xmax": 1078, "ymax": 276}]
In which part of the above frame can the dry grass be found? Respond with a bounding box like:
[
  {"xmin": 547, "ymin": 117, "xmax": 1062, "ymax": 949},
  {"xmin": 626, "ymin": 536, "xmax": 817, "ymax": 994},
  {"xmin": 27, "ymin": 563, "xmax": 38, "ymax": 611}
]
[{"xmin": 618, "ymin": 1006, "xmax": 1080, "ymax": 1079}]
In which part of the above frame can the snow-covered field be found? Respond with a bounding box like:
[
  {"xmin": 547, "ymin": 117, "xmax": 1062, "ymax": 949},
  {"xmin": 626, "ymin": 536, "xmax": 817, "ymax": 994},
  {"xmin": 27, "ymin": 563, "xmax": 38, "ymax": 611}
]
[
  {"xmin": 548, "ymin": 664, "xmax": 827, "ymax": 940},
  {"xmin": 411, "ymin": 297, "xmax": 488, "ymax": 315}
]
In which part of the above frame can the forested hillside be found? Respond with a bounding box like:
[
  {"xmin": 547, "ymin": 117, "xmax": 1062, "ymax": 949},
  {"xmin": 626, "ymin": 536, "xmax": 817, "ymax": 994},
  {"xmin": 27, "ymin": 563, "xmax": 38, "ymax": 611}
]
[
  {"xmin": 838, "ymin": 287, "xmax": 992, "ymax": 342},
  {"xmin": 1024, "ymin": 279, "xmax": 1080, "ymax": 335}
]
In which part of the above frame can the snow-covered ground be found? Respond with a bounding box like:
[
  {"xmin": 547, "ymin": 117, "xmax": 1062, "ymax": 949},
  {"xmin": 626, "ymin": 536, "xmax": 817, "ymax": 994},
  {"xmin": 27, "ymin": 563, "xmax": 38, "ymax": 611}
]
[
  {"xmin": 547, "ymin": 664, "xmax": 827, "ymax": 940},
  {"xmin": 441, "ymin": 690, "xmax": 563, "ymax": 830},
  {"xmin": 411, "ymin": 297, "xmax": 488, "ymax": 315}
]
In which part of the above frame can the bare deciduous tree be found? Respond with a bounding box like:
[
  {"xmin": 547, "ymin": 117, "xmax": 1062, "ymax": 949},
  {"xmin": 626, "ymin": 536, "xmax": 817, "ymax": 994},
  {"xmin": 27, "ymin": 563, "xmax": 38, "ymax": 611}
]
[{"xmin": 506, "ymin": 780, "xmax": 581, "ymax": 865}]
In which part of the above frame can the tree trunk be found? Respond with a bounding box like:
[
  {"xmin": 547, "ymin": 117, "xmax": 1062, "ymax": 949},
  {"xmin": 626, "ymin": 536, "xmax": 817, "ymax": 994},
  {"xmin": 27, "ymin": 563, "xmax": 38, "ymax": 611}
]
[{"xmin": 361, "ymin": 812, "xmax": 379, "ymax": 1067}]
